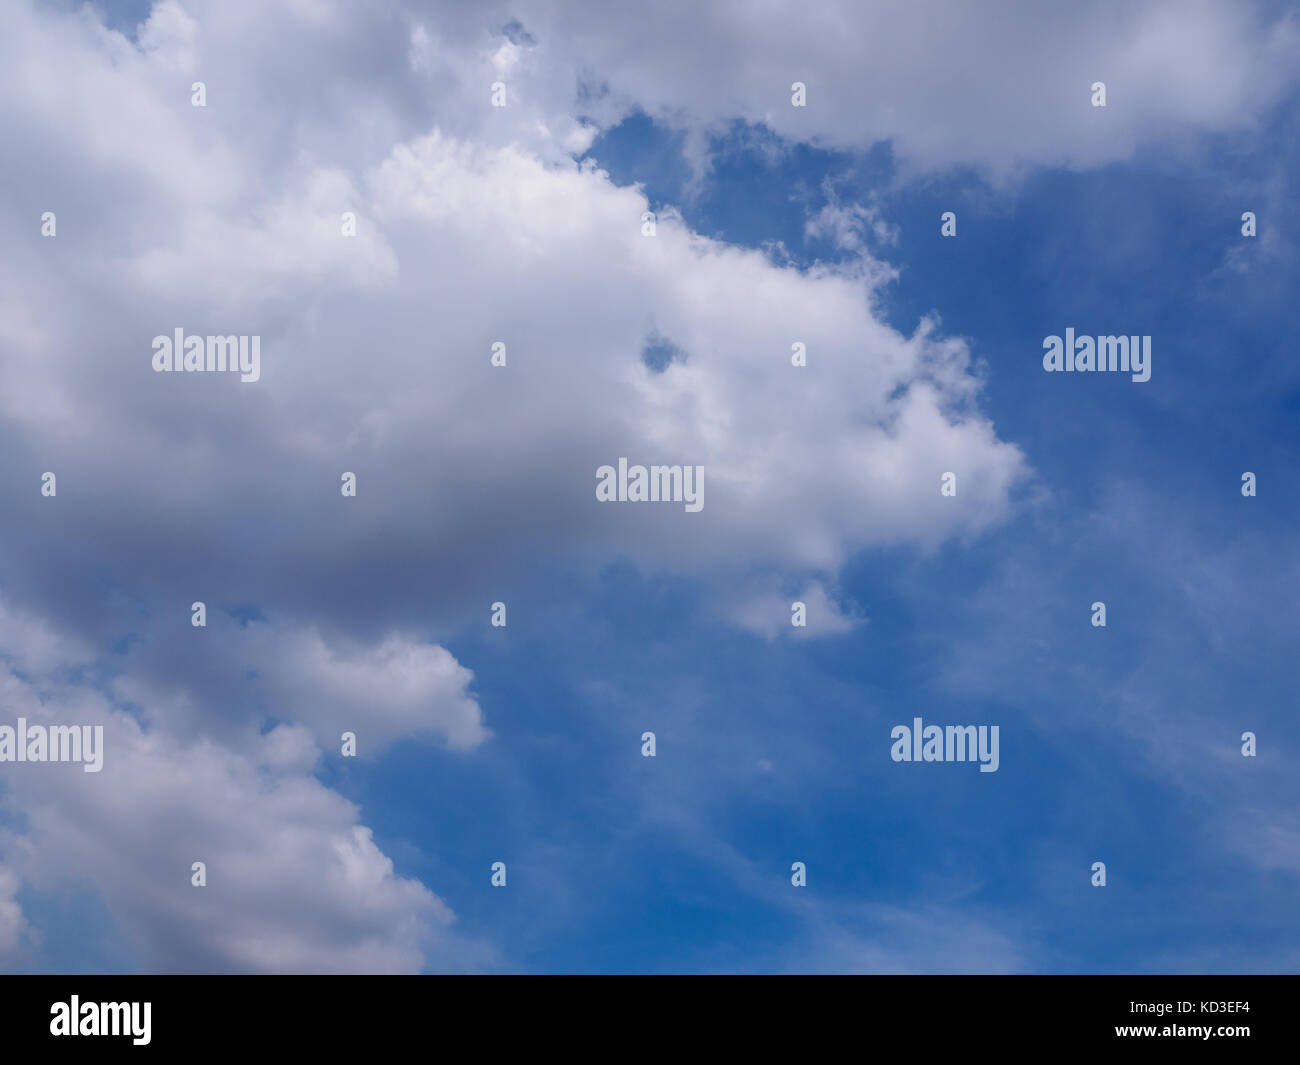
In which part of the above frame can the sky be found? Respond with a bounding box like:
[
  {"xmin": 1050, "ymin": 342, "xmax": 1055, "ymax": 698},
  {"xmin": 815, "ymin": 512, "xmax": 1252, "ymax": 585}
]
[{"xmin": 0, "ymin": 0, "xmax": 1297, "ymax": 974}]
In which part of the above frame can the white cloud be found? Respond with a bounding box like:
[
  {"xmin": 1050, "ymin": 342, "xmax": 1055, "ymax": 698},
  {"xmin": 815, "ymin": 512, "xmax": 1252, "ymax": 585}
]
[
  {"xmin": 135, "ymin": 0, "xmax": 199, "ymax": 73},
  {"xmin": 0, "ymin": 2, "xmax": 1029, "ymax": 628},
  {"xmin": 105, "ymin": 613, "xmax": 488, "ymax": 757},
  {"xmin": 0, "ymin": 600, "xmax": 94, "ymax": 676},
  {"xmin": 520, "ymin": 0, "xmax": 1300, "ymax": 178},
  {"xmin": 805, "ymin": 200, "xmax": 898, "ymax": 252},
  {"xmin": 255, "ymin": 627, "xmax": 487, "ymax": 753},
  {"xmin": 0, "ymin": 865, "xmax": 29, "ymax": 961},
  {"xmin": 725, "ymin": 580, "xmax": 862, "ymax": 640},
  {"xmin": 0, "ymin": 647, "xmax": 463, "ymax": 973}
]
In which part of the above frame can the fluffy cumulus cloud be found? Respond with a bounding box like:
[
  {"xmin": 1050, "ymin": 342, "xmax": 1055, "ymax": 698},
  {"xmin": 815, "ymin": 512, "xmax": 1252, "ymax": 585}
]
[
  {"xmin": 111, "ymin": 617, "xmax": 488, "ymax": 754},
  {"xmin": 515, "ymin": 0, "xmax": 1300, "ymax": 178},
  {"xmin": 1, "ymin": 0, "xmax": 1285, "ymax": 971},
  {"xmin": 0, "ymin": 2, "xmax": 1027, "ymax": 642},
  {"xmin": 0, "ymin": 604, "xmax": 460, "ymax": 973}
]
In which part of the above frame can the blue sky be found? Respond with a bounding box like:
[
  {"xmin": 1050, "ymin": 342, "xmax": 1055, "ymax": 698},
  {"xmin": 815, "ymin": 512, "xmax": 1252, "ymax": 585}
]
[
  {"xmin": 395, "ymin": 106, "xmax": 1298, "ymax": 973},
  {"xmin": 1, "ymin": 0, "xmax": 1298, "ymax": 974}
]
